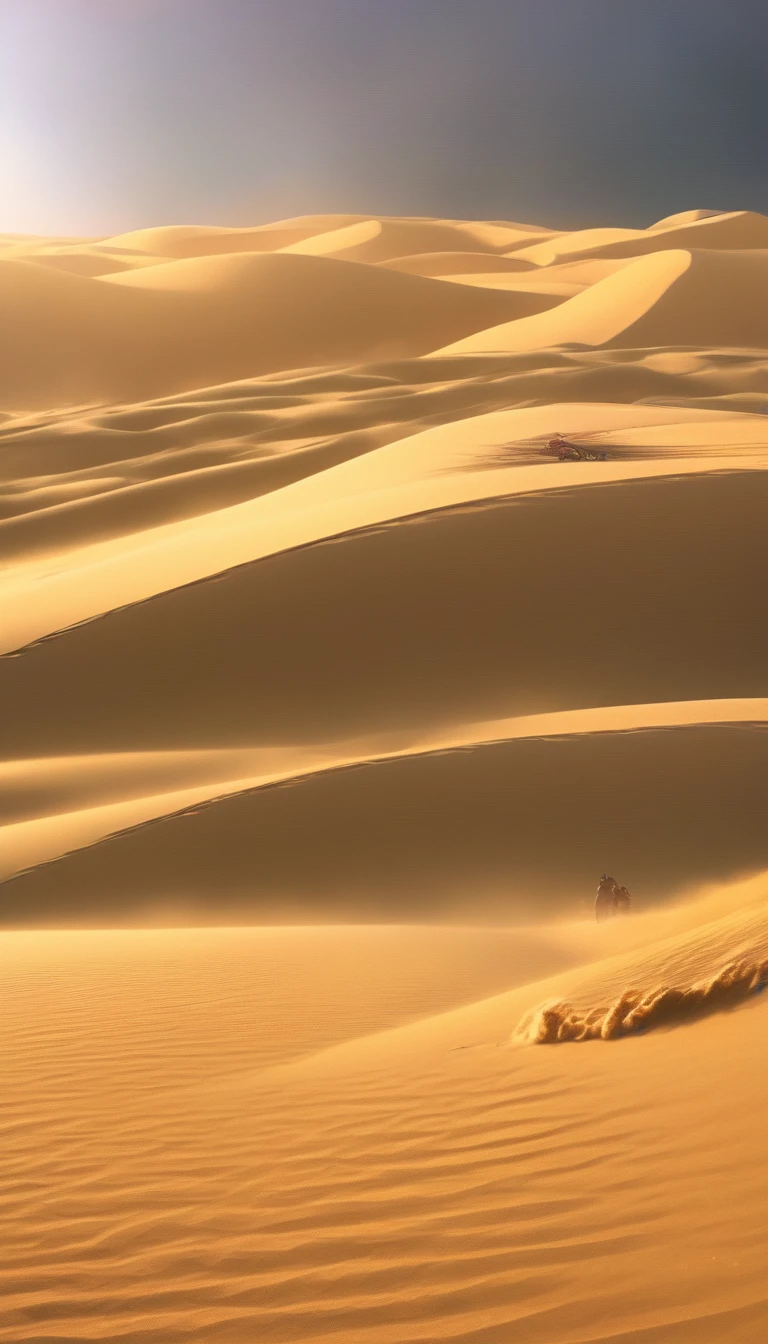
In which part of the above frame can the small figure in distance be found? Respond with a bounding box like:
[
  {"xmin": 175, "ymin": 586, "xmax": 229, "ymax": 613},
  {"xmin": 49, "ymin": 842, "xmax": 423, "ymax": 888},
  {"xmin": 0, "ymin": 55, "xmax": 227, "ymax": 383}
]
[
  {"xmin": 595, "ymin": 873, "xmax": 618, "ymax": 921},
  {"xmin": 547, "ymin": 432, "xmax": 609, "ymax": 462},
  {"xmin": 613, "ymin": 884, "xmax": 632, "ymax": 915},
  {"xmin": 548, "ymin": 432, "xmax": 582, "ymax": 461}
]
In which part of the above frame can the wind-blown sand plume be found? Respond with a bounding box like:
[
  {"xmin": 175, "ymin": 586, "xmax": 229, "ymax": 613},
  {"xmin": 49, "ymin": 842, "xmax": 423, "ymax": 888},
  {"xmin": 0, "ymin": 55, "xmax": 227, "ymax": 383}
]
[
  {"xmin": 517, "ymin": 957, "xmax": 768, "ymax": 1043},
  {"xmin": 3, "ymin": 207, "xmax": 768, "ymax": 1342}
]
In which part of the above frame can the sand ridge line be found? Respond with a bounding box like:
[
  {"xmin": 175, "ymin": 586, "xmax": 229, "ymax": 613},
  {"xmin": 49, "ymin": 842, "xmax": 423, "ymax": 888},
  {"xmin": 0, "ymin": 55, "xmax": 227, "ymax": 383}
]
[
  {"xmin": 3, "ymin": 458, "xmax": 763, "ymax": 657},
  {"xmin": 2, "ymin": 707, "xmax": 766, "ymax": 895}
]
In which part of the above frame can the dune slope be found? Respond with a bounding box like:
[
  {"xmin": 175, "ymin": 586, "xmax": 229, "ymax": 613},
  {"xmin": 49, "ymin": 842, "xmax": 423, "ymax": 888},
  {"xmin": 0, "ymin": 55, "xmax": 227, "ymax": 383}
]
[
  {"xmin": 2, "ymin": 711, "xmax": 766, "ymax": 924},
  {"xmin": 436, "ymin": 247, "xmax": 768, "ymax": 355},
  {"xmin": 0, "ymin": 252, "xmax": 528, "ymax": 409}
]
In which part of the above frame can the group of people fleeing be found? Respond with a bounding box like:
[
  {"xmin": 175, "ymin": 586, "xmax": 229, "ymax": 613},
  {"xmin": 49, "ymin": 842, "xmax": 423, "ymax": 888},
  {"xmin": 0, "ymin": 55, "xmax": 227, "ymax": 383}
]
[{"xmin": 595, "ymin": 874, "xmax": 632, "ymax": 921}]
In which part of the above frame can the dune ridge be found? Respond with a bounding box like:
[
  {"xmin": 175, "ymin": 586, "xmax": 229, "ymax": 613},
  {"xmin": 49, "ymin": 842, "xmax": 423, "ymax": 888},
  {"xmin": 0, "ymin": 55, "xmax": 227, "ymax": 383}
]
[
  {"xmin": 0, "ymin": 251, "xmax": 531, "ymax": 409},
  {"xmin": 2, "ymin": 705, "xmax": 766, "ymax": 924}
]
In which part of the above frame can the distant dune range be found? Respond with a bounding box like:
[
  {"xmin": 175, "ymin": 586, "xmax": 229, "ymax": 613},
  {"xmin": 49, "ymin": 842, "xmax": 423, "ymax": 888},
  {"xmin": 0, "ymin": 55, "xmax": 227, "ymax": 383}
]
[
  {"xmin": 3, "ymin": 207, "xmax": 768, "ymax": 1342},
  {"xmin": 0, "ymin": 252, "xmax": 546, "ymax": 410},
  {"xmin": 2, "ymin": 209, "xmax": 768, "ymax": 920}
]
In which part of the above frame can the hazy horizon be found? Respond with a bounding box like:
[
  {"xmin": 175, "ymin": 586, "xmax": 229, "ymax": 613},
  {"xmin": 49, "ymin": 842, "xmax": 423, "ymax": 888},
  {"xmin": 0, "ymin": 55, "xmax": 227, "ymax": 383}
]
[{"xmin": 2, "ymin": 0, "xmax": 768, "ymax": 236}]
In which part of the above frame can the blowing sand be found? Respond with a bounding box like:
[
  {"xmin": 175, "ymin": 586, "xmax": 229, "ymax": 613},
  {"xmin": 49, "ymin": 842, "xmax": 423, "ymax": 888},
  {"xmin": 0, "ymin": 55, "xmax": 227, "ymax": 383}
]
[{"xmin": 1, "ymin": 208, "xmax": 767, "ymax": 1340}]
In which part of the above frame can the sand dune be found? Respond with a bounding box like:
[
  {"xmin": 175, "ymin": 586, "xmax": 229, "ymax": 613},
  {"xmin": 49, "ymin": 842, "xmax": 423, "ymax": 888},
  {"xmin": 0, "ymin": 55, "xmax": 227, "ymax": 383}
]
[
  {"xmin": 5, "ymin": 352, "xmax": 768, "ymax": 561},
  {"xmin": 0, "ymin": 251, "xmax": 528, "ymax": 409},
  {"xmin": 0, "ymin": 243, "xmax": 163, "ymax": 278},
  {"xmin": 3, "ymin": 465, "xmax": 767, "ymax": 759},
  {"xmin": 649, "ymin": 207, "xmax": 725, "ymax": 228},
  {"xmin": 513, "ymin": 208, "xmax": 768, "ymax": 265},
  {"xmin": 381, "ymin": 249, "xmax": 540, "ymax": 275},
  {"xmin": 4, "ymin": 698, "xmax": 762, "ymax": 879},
  {"xmin": 280, "ymin": 217, "xmax": 549, "ymax": 264},
  {"xmin": 4, "ymin": 398, "xmax": 768, "ymax": 648},
  {"xmin": 1, "ymin": 873, "xmax": 765, "ymax": 1341},
  {"xmin": 2, "ymin": 704, "xmax": 766, "ymax": 924},
  {"xmin": 437, "ymin": 247, "xmax": 768, "ymax": 355},
  {"xmin": 3, "ymin": 207, "xmax": 768, "ymax": 1341},
  {"xmin": 102, "ymin": 215, "xmax": 373, "ymax": 256}
]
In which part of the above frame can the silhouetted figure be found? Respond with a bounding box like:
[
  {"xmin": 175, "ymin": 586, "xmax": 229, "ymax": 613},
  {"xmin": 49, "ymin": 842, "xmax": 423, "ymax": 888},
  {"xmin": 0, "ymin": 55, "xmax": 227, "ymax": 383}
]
[
  {"xmin": 595, "ymin": 874, "xmax": 617, "ymax": 921},
  {"xmin": 613, "ymin": 885, "xmax": 632, "ymax": 915}
]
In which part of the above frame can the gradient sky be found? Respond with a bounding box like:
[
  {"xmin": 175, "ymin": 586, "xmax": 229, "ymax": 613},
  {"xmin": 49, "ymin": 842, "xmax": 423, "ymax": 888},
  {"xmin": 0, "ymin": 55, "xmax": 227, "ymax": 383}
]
[{"xmin": 2, "ymin": 0, "xmax": 767, "ymax": 236}]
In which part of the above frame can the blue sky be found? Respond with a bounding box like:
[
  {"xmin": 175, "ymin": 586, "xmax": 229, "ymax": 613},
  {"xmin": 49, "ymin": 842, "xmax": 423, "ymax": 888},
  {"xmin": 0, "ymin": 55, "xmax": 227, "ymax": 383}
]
[{"xmin": 1, "ymin": 0, "xmax": 767, "ymax": 235}]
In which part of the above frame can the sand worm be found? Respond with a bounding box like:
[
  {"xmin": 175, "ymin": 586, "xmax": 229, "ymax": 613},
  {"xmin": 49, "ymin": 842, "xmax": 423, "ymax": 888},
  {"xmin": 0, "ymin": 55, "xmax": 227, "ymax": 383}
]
[{"xmin": 515, "ymin": 957, "xmax": 768, "ymax": 1044}]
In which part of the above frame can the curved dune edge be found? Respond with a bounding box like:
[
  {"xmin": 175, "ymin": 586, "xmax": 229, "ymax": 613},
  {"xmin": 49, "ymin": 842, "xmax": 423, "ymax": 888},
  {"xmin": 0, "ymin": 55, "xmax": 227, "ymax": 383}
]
[
  {"xmin": 0, "ymin": 251, "xmax": 531, "ymax": 411},
  {"xmin": 4, "ymin": 362, "xmax": 768, "ymax": 565},
  {"xmin": 435, "ymin": 247, "xmax": 768, "ymax": 356},
  {"xmin": 4, "ymin": 394, "xmax": 766, "ymax": 547},
  {"xmin": 510, "ymin": 208, "xmax": 768, "ymax": 265},
  {"xmin": 3, "ymin": 699, "xmax": 766, "ymax": 882},
  {"xmin": 434, "ymin": 250, "xmax": 692, "ymax": 353},
  {"xmin": 2, "ymin": 469, "xmax": 765, "ymax": 764},
  {"xmin": 3, "ymin": 414, "xmax": 767, "ymax": 653},
  {"xmin": 2, "ymin": 712, "xmax": 766, "ymax": 925},
  {"xmin": 516, "ymin": 956, "xmax": 768, "ymax": 1043},
  {"xmin": 3, "ymin": 453, "xmax": 759, "ymax": 653}
]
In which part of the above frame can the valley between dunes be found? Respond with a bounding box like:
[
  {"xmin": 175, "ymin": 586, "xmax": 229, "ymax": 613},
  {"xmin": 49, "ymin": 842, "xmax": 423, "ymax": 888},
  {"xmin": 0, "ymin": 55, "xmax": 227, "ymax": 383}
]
[{"xmin": 1, "ymin": 207, "xmax": 767, "ymax": 1340}]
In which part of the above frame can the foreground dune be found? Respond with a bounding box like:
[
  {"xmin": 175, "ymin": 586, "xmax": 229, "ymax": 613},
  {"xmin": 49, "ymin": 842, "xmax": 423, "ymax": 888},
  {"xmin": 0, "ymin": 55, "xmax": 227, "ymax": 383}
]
[
  {"xmin": 1, "ymin": 871, "xmax": 767, "ymax": 1341},
  {"xmin": 2, "ymin": 207, "xmax": 768, "ymax": 1340}
]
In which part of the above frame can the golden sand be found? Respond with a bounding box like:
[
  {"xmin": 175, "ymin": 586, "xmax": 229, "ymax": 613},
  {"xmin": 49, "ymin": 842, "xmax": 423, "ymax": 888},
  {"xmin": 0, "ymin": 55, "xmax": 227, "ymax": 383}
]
[{"xmin": 1, "ymin": 208, "xmax": 767, "ymax": 1339}]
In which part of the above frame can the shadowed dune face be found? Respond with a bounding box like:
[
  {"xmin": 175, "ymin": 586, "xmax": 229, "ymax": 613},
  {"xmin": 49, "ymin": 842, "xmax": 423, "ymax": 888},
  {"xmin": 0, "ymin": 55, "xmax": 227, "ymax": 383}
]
[
  {"xmin": 0, "ymin": 252, "xmax": 531, "ymax": 410},
  {"xmin": 2, "ymin": 723, "xmax": 766, "ymax": 924},
  {"xmin": 2, "ymin": 471, "xmax": 765, "ymax": 754}
]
